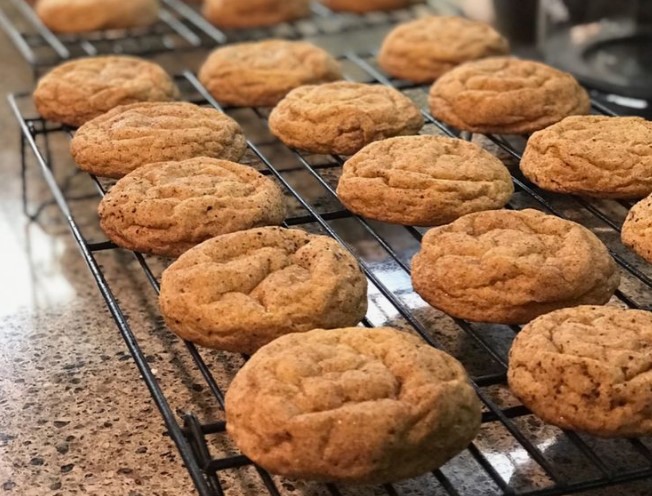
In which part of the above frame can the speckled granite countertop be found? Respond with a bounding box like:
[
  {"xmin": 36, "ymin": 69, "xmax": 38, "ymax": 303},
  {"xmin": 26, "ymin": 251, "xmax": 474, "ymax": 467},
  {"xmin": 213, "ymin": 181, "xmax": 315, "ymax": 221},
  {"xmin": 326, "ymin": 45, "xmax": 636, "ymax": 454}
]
[{"xmin": 3, "ymin": 6, "xmax": 652, "ymax": 496}]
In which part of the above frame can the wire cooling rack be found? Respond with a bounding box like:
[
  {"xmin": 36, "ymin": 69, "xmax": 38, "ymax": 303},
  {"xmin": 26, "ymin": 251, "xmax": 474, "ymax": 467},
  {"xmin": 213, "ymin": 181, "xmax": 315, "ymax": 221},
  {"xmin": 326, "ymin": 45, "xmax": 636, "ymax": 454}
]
[
  {"xmin": 0, "ymin": 0, "xmax": 451, "ymax": 78},
  {"xmin": 9, "ymin": 52, "xmax": 652, "ymax": 496}
]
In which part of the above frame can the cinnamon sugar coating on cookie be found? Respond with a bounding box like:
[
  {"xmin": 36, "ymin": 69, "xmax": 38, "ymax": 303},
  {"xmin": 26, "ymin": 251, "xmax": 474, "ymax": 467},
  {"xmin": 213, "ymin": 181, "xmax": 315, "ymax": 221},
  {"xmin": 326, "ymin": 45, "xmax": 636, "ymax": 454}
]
[
  {"xmin": 337, "ymin": 135, "xmax": 513, "ymax": 226},
  {"xmin": 226, "ymin": 327, "xmax": 481, "ymax": 483},
  {"xmin": 320, "ymin": 0, "xmax": 409, "ymax": 12},
  {"xmin": 379, "ymin": 16, "xmax": 509, "ymax": 83},
  {"xmin": 269, "ymin": 82, "xmax": 424, "ymax": 155},
  {"xmin": 34, "ymin": 56, "xmax": 179, "ymax": 127},
  {"xmin": 36, "ymin": 0, "xmax": 159, "ymax": 33},
  {"xmin": 622, "ymin": 194, "xmax": 652, "ymax": 263},
  {"xmin": 98, "ymin": 158, "xmax": 286, "ymax": 258},
  {"xmin": 71, "ymin": 102, "xmax": 246, "ymax": 178},
  {"xmin": 412, "ymin": 209, "xmax": 619, "ymax": 324},
  {"xmin": 521, "ymin": 116, "xmax": 652, "ymax": 199},
  {"xmin": 199, "ymin": 40, "xmax": 342, "ymax": 107},
  {"xmin": 159, "ymin": 227, "xmax": 368, "ymax": 353},
  {"xmin": 508, "ymin": 305, "xmax": 652, "ymax": 437},
  {"xmin": 203, "ymin": 0, "xmax": 310, "ymax": 28},
  {"xmin": 428, "ymin": 57, "xmax": 590, "ymax": 135}
]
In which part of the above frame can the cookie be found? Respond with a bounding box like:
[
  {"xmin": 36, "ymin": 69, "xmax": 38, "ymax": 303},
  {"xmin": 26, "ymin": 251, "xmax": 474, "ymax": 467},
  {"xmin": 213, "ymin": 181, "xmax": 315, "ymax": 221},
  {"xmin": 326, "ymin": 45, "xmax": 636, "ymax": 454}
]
[
  {"xmin": 508, "ymin": 305, "xmax": 652, "ymax": 437},
  {"xmin": 320, "ymin": 0, "xmax": 409, "ymax": 12},
  {"xmin": 428, "ymin": 57, "xmax": 590, "ymax": 135},
  {"xmin": 70, "ymin": 102, "xmax": 246, "ymax": 178},
  {"xmin": 159, "ymin": 227, "xmax": 368, "ymax": 353},
  {"xmin": 35, "ymin": 0, "xmax": 159, "ymax": 33},
  {"xmin": 98, "ymin": 158, "xmax": 286, "ymax": 258},
  {"xmin": 203, "ymin": 0, "xmax": 310, "ymax": 28},
  {"xmin": 379, "ymin": 16, "xmax": 510, "ymax": 83},
  {"xmin": 521, "ymin": 116, "xmax": 652, "ymax": 199},
  {"xmin": 225, "ymin": 326, "xmax": 481, "ymax": 483},
  {"xmin": 622, "ymin": 194, "xmax": 652, "ymax": 263},
  {"xmin": 336, "ymin": 135, "xmax": 514, "ymax": 226},
  {"xmin": 198, "ymin": 40, "xmax": 343, "ymax": 108},
  {"xmin": 412, "ymin": 209, "xmax": 619, "ymax": 324},
  {"xmin": 269, "ymin": 82, "xmax": 424, "ymax": 155},
  {"xmin": 33, "ymin": 56, "xmax": 179, "ymax": 127}
]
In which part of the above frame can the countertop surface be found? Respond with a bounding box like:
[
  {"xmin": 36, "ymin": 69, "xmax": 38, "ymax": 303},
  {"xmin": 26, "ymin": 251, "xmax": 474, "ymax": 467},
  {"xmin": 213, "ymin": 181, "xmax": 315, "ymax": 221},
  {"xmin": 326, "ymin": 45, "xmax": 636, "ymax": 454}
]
[{"xmin": 2, "ymin": 4, "xmax": 652, "ymax": 496}]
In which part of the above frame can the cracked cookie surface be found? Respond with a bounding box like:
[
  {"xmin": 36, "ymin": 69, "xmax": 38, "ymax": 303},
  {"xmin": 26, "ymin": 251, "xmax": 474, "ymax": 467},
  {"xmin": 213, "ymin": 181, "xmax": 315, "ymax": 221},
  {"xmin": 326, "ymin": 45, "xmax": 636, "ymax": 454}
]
[
  {"xmin": 159, "ymin": 227, "xmax": 368, "ymax": 353},
  {"xmin": 36, "ymin": 0, "xmax": 159, "ymax": 33},
  {"xmin": 379, "ymin": 16, "xmax": 509, "ymax": 83},
  {"xmin": 337, "ymin": 135, "xmax": 513, "ymax": 226},
  {"xmin": 34, "ymin": 56, "xmax": 179, "ymax": 127},
  {"xmin": 269, "ymin": 82, "xmax": 424, "ymax": 155},
  {"xmin": 521, "ymin": 116, "xmax": 652, "ymax": 199},
  {"xmin": 622, "ymin": 194, "xmax": 652, "ymax": 263},
  {"xmin": 199, "ymin": 40, "xmax": 342, "ymax": 107},
  {"xmin": 71, "ymin": 102, "xmax": 246, "ymax": 178},
  {"xmin": 428, "ymin": 57, "xmax": 590, "ymax": 135},
  {"xmin": 412, "ymin": 209, "xmax": 619, "ymax": 324},
  {"xmin": 508, "ymin": 305, "xmax": 652, "ymax": 437},
  {"xmin": 320, "ymin": 0, "xmax": 409, "ymax": 12},
  {"xmin": 98, "ymin": 158, "xmax": 286, "ymax": 258},
  {"xmin": 203, "ymin": 0, "xmax": 310, "ymax": 28},
  {"xmin": 225, "ymin": 326, "xmax": 481, "ymax": 483}
]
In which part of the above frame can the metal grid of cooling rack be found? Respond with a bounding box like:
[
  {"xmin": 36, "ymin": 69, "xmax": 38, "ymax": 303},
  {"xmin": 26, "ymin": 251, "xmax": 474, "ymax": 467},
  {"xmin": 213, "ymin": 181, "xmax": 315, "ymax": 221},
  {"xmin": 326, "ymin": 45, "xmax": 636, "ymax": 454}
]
[
  {"xmin": 0, "ymin": 0, "xmax": 226, "ymax": 77},
  {"xmin": 0, "ymin": 0, "xmax": 455, "ymax": 78},
  {"xmin": 9, "ymin": 52, "xmax": 652, "ymax": 496}
]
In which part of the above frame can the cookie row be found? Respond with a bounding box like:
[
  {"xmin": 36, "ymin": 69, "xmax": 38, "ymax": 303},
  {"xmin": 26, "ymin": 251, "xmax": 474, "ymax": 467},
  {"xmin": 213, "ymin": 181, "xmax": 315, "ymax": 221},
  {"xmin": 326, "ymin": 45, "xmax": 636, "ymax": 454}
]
[
  {"xmin": 28, "ymin": 51, "xmax": 485, "ymax": 485},
  {"xmin": 34, "ymin": 0, "xmax": 414, "ymax": 33},
  {"xmin": 225, "ymin": 302, "xmax": 652, "ymax": 485}
]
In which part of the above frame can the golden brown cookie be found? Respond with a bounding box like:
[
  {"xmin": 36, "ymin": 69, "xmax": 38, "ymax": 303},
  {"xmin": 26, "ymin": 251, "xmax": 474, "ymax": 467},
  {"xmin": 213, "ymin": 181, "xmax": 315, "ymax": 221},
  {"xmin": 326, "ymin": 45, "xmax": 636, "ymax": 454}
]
[
  {"xmin": 225, "ymin": 326, "xmax": 481, "ymax": 483},
  {"xmin": 428, "ymin": 57, "xmax": 590, "ymax": 135},
  {"xmin": 508, "ymin": 305, "xmax": 652, "ymax": 437},
  {"xmin": 98, "ymin": 158, "xmax": 286, "ymax": 258},
  {"xmin": 336, "ymin": 136, "xmax": 514, "ymax": 226},
  {"xmin": 320, "ymin": 0, "xmax": 409, "ymax": 12},
  {"xmin": 269, "ymin": 82, "xmax": 424, "ymax": 155},
  {"xmin": 622, "ymin": 194, "xmax": 652, "ymax": 263},
  {"xmin": 35, "ymin": 0, "xmax": 159, "ymax": 33},
  {"xmin": 159, "ymin": 227, "xmax": 368, "ymax": 353},
  {"xmin": 70, "ymin": 102, "xmax": 246, "ymax": 178},
  {"xmin": 379, "ymin": 16, "xmax": 510, "ymax": 83},
  {"xmin": 203, "ymin": 0, "xmax": 310, "ymax": 28},
  {"xmin": 198, "ymin": 40, "xmax": 343, "ymax": 108},
  {"xmin": 521, "ymin": 116, "xmax": 652, "ymax": 199},
  {"xmin": 412, "ymin": 209, "xmax": 619, "ymax": 324},
  {"xmin": 33, "ymin": 56, "xmax": 179, "ymax": 127}
]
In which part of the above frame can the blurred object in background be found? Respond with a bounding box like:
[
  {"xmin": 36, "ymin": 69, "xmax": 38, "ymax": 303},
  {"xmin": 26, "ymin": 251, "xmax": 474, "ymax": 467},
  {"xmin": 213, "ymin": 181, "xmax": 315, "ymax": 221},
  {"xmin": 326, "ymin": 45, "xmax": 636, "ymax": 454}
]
[
  {"xmin": 459, "ymin": 0, "xmax": 537, "ymax": 44},
  {"xmin": 540, "ymin": 0, "xmax": 652, "ymax": 105}
]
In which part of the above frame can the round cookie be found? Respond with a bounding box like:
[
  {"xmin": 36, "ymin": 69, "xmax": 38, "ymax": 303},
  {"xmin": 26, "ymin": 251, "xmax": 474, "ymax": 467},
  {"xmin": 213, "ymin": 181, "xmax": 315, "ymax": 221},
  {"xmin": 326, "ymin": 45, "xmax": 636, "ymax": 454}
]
[
  {"xmin": 622, "ymin": 194, "xmax": 652, "ymax": 263},
  {"xmin": 336, "ymin": 135, "xmax": 514, "ymax": 226},
  {"xmin": 35, "ymin": 0, "xmax": 159, "ymax": 33},
  {"xmin": 203, "ymin": 0, "xmax": 310, "ymax": 28},
  {"xmin": 320, "ymin": 0, "xmax": 409, "ymax": 12},
  {"xmin": 411, "ymin": 209, "xmax": 619, "ymax": 325},
  {"xmin": 159, "ymin": 227, "xmax": 368, "ymax": 353},
  {"xmin": 508, "ymin": 305, "xmax": 652, "ymax": 437},
  {"xmin": 521, "ymin": 116, "xmax": 652, "ymax": 199},
  {"xmin": 225, "ymin": 326, "xmax": 481, "ymax": 483},
  {"xmin": 428, "ymin": 57, "xmax": 590, "ymax": 135},
  {"xmin": 379, "ymin": 16, "xmax": 510, "ymax": 83},
  {"xmin": 34, "ymin": 56, "xmax": 179, "ymax": 127},
  {"xmin": 198, "ymin": 40, "xmax": 342, "ymax": 108},
  {"xmin": 70, "ymin": 102, "xmax": 246, "ymax": 178},
  {"xmin": 269, "ymin": 82, "xmax": 424, "ymax": 155},
  {"xmin": 98, "ymin": 158, "xmax": 286, "ymax": 258}
]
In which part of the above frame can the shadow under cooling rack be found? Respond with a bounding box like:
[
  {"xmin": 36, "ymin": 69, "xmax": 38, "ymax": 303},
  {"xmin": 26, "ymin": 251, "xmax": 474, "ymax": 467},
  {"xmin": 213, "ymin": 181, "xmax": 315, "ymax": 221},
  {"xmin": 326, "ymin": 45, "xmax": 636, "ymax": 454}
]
[{"xmin": 9, "ymin": 51, "xmax": 652, "ymax": 496}]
